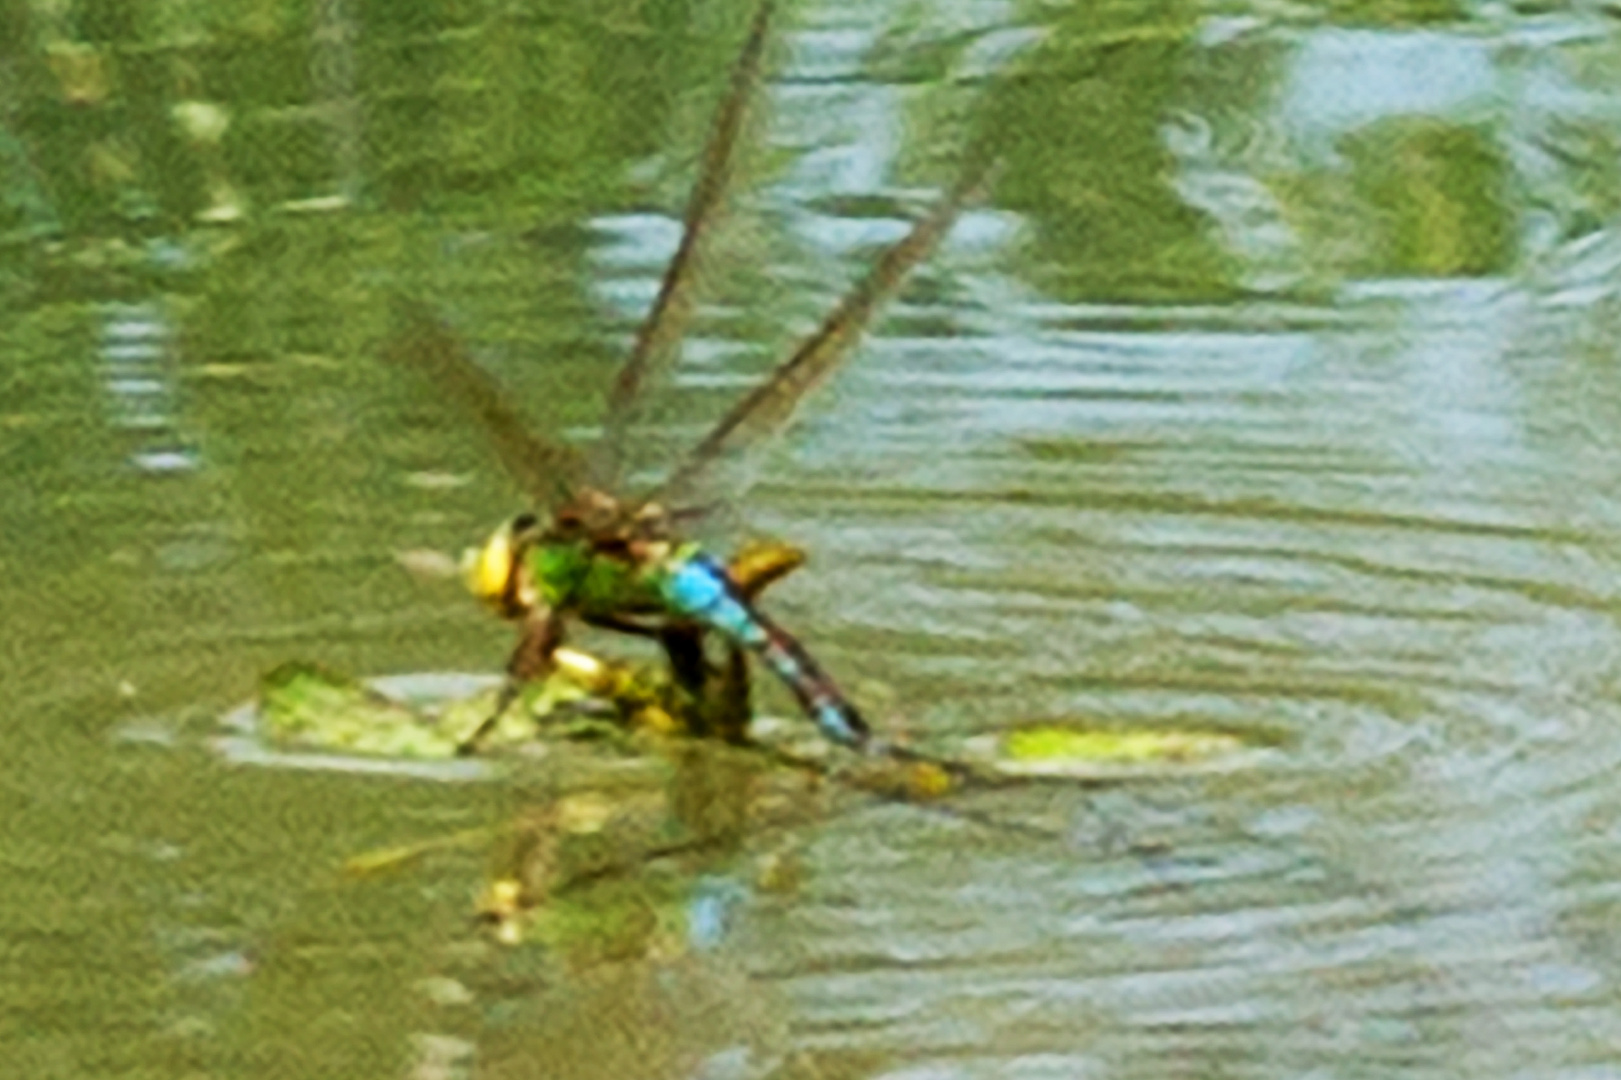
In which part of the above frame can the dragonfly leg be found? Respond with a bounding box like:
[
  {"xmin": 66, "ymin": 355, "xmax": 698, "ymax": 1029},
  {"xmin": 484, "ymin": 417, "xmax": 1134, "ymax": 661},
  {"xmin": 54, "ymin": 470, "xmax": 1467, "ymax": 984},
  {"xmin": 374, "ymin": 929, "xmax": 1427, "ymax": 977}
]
[
  {"xmin": 657, "ymin": 623, "xmax": 711, "ymax": 732},
  {"xmin": 711, "ymin": 642, "xmax": 752, "ymax": 745},
  {"xmin": 458, "ymin": 606, "xmax": 563, "ymax": 756},
  {"xmin": 646, "ymin": 623, "xmax": 749, "ymax": 744},
  {"xmin": 656, "ymin": 623, "xmax": 708, "ymax": 695},
  {"xmin": 580, "ymin": 611, "xmax": 661, "ymax": 639}
]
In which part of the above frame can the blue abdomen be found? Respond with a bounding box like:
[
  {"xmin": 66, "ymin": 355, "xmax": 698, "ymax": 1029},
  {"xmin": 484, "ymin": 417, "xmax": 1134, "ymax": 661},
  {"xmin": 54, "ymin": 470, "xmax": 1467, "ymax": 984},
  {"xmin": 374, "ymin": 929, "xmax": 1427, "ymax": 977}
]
[
  {"xmin": 659, "ymin": 550, "xmax": 769, "ymax": 643},
  {"xmin": 657, "ymin": 548, "xmax": 869, "ymax": 748}
]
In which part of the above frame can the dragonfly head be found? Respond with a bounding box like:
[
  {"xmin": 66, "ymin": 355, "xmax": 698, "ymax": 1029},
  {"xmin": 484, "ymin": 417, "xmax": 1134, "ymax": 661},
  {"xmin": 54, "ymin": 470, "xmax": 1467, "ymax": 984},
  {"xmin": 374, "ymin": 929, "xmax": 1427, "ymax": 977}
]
[
  {"xmin": 549, "ymin": 490, "xmax": 675, "ymax": 563},
  {"xmin": 463, "ymin": 513, "xmax": 542, "ymax": 619},
  {"xmin": 548, "ymin": 488, "xmax": 623, "ymax": 541}
]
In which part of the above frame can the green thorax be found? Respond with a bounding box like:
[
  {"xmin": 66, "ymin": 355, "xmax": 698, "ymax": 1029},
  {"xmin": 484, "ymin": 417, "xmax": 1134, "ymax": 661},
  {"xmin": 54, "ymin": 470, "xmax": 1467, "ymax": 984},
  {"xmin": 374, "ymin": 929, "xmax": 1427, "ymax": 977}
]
[{"xmin": 526, "ymin": 539, "xmax": 702, "ymax": 618}]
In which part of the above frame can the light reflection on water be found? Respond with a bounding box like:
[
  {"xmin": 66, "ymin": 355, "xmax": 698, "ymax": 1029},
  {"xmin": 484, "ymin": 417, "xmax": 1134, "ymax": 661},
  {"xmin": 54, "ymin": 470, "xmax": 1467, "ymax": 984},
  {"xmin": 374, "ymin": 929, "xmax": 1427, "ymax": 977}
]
[{"xmin": 7, "ymin": 1, "xmax": 1621, "ymax": 1078}]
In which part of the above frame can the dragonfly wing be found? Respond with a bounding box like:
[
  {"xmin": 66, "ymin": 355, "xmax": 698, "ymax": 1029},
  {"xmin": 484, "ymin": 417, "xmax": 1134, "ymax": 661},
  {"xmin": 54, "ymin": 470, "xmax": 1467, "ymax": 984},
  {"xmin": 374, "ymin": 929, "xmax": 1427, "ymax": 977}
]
[
  {"xmin": 590, "ymin": 0, "xmax": 775, "ymax": 490},
  {"xmin": 656, "ymin": 154, "xmax": 999, "ymax": 503},
  {"xmin": 383, "ymin": 300, "xmax": 587, "ymax": 508}
]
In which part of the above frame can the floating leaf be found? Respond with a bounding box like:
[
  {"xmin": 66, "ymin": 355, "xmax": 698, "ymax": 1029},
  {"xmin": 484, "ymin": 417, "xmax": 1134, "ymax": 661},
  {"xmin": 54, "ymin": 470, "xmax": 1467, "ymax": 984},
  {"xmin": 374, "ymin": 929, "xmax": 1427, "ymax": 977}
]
[{"xmin": 988, "ymin": 721, "xmax": 1278, "ymax": 779}]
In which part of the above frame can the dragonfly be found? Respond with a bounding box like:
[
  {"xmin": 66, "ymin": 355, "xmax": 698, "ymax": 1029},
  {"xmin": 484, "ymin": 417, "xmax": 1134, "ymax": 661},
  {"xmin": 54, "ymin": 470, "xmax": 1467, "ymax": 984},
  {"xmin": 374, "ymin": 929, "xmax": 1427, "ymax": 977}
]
[{"xmin": 386, "ymin": 0, "xmax": 994, "ymax": 757}]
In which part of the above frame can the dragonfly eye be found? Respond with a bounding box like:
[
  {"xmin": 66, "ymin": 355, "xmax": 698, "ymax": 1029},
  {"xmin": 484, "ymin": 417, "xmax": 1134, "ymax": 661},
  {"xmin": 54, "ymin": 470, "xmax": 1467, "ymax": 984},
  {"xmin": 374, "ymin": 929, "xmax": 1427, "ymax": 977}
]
[
  {"xmin": 466, "ymin": 525, "xmax": 515, "ymax": 609},
  {"xmin": 463, "ymin": 519, "xmax": 532, "ymax": 616}
]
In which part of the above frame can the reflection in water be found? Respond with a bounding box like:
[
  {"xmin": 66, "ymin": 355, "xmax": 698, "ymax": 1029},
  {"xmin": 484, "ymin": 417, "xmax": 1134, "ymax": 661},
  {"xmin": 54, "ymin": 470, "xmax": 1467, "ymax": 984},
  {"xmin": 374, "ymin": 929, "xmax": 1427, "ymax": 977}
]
[
  {"xmin": 8, "ymin": 1, "xmax": 1621, "ymax": 1079},
  {"xmin": 100, "ymin": 301, "xmax": 201, "ymax": 475}
]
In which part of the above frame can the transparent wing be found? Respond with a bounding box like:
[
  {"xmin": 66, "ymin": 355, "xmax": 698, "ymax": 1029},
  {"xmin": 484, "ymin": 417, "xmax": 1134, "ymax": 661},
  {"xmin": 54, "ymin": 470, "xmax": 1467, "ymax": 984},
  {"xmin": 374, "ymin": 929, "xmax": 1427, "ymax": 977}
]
[
  {"xmin": 655, "ymin": 155, "xmax": 998, "ymax": 504},
  {"xmin": 383, "ymin": 300, "xmax": 587, "ymax": 508},
  {"xmin": 590, "ymin": 0, "xmax": 775, "ymax": 490}
]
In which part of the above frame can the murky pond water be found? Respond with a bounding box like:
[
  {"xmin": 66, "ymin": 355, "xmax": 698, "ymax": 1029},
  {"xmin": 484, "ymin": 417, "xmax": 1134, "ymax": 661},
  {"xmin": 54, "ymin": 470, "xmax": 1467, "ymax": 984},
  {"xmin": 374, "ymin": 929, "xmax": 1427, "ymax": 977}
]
[{"xmin": 7, "ymin": 0, "xmax": 1621, "ymax": 1077}]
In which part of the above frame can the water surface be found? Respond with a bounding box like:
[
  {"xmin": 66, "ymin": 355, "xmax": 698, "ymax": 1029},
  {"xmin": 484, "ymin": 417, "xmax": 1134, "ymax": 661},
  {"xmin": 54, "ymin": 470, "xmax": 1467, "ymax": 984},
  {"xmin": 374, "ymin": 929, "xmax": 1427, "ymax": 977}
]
[{"xmin": 6, "ymin": 1, "xmax": 1621, "ymax": 1077}]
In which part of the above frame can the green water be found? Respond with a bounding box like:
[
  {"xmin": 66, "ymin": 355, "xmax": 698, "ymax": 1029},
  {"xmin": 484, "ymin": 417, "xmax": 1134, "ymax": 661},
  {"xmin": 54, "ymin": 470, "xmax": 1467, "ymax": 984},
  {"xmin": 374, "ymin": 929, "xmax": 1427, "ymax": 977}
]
[{"xmin": 7, "ymin": 0, "xmax": 1621, "ymax": 1077}]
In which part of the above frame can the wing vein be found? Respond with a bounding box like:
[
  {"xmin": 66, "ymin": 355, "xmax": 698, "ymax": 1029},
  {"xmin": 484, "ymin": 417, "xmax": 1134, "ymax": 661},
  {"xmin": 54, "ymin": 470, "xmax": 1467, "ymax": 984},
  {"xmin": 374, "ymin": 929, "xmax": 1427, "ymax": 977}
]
[
  {"xmin": 593, "ymin": 0, "xmax": 775, "ymax": 488},
  {"xmin": 658, "ymin": 155, "xmax": 998, "ymax": 501}
]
